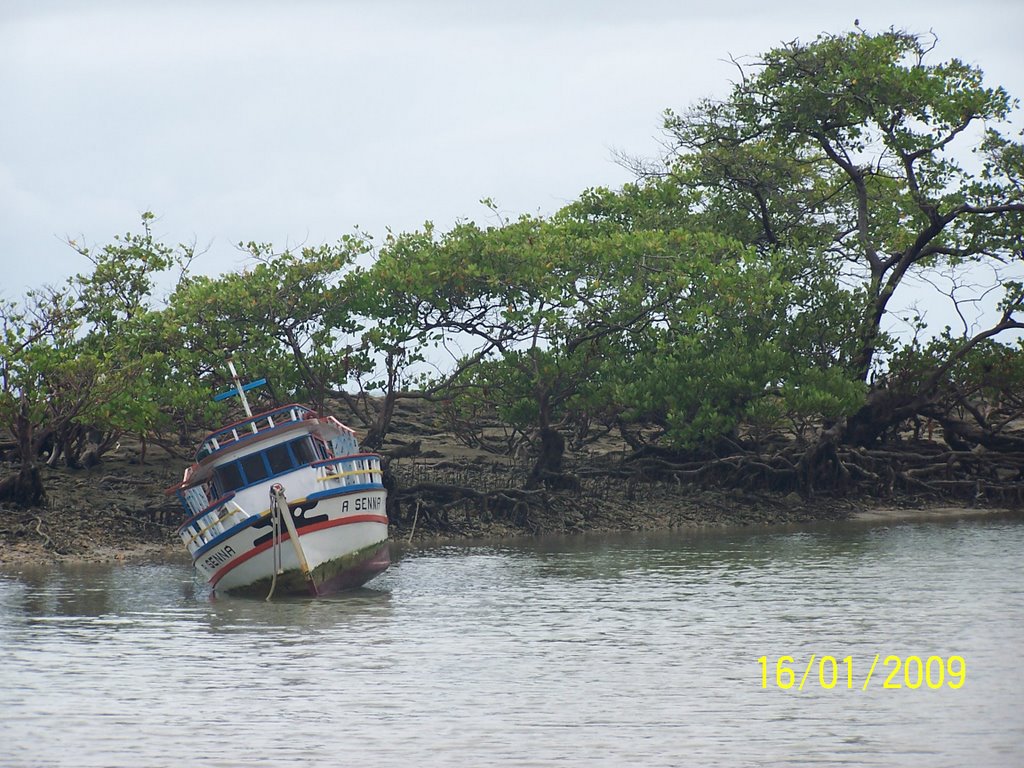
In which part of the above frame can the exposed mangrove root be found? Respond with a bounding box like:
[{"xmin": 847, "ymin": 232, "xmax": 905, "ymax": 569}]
[
  {"xmin": 34, "ymin": 515, "xmax": 52, "ymax": 550},
  {"xmin": 612, "ymin": 441, "xmax": 1023, "ymax": 503},
  {"xmin": 389, "ymin": 477, "xmax": 550, "ymax": 535}
]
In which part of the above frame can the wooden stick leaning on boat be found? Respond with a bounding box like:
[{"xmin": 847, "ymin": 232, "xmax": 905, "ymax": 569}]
[{"xmin": 268, "ymin": 483, "xmax": 319, "ymax": 598}]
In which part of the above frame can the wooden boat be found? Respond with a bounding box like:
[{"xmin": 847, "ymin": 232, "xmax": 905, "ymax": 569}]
[{"xmin": 165, "ymin": 365, "xmax": 389, "ymax": 597}]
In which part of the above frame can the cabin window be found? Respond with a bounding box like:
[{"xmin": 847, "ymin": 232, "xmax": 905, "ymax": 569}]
[
  {"xmin": 289, "ymin": 438, "xmax": 316, "ymax": 466},
  {"xmin": 266, "ymin": 443, "xmax": 293, "ymax": 475},
  {"xmin": 209, "ymin": 436, "xmax": 319, "ymax": 493},
  {"xmin": 215, "ymin": 462, "xmax": 244, "ymax": 493},
  {"xmin": 241, "ymin": 453, "xmax": 269, "ymax": 484}
]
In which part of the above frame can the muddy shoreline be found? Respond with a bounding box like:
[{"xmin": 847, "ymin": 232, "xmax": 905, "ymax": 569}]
[
  {"xmin": 1, "ymin": 447, "xmax": 1019, "ymax": 568},
  {"xmin": 4, "ymin": 394, "xmax": 1022, "ymax": 567}
]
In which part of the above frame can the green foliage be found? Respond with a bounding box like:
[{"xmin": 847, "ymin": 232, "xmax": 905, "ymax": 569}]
[
  {"xmin": 69, "ymin": 212, "xmax": 179, "ymax": 331},
  {"xmin": 781, "ymin": 369, "xmax": 868, "ymax": 431},
  {"xmin": 0, "ymin": 286, "xmax": 79, "ymax": 446},
  {"xmin": 166, "ymin": 237, "xmax": 371, "ymax": 411},
  {"xmin": 662, "ymin": 28, "xmax": 1024, "ymax": 381},
  {"xmin": 889, "ymin": 331, "xmax": 1024, "ymax": 410},
  {"xmin": 361, "ymin": 189, "xmax": 866, "ymax": 455},
  {"xmin": 0, "ymin": 214, "xmax": 202, "ymax": 471},
  {"xmin": 596, "ymin": 240, "xmax": 859, "ymax": 448}
]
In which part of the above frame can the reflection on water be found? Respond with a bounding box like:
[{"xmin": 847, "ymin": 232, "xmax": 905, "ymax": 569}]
[{"xmin": 1, "ymin": 514, "xmax": 1022, "ymax": 767}]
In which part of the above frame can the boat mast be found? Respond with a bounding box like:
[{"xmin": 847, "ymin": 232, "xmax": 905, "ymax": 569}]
[{"xmin": 226, "ymin": 358, "xmax": 258, "ymax": 434}]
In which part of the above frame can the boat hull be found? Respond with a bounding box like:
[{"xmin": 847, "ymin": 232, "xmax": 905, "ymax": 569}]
[
  {"xmin": 196, "ymin": 488, "xmax": 389, "ymax": 597},
  {"xmin": 223, "ymin": 539, "xmax": 391, "ymax": 598}
]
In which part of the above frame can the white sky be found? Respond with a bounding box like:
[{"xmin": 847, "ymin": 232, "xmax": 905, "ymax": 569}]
[{"xmin": 2, "ymin": 0, "xmax": 1023, "ymax": 305}]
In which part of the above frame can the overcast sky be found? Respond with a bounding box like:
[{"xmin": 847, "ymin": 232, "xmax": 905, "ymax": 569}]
[{"xmin": 2, "ymin": 0, "xmax": 1023, "ymax": 300}]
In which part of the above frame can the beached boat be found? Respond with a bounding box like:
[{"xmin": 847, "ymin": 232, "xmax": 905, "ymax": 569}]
[{"xmin": 165, "ymin": 366, "xmax": 389, "ymax": 597}]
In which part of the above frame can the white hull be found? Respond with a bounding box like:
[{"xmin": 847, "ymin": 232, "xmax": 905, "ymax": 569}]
[
  {"xmin": 211, "ymin": 519, "xmax": 386, "ymax": 594},
  {"xmin": 206, "ymin": 491, "xmax": 388, "ymax": 595}
]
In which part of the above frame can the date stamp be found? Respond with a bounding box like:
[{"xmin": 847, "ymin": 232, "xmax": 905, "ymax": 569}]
[{"xmin": 757, "ymin": 654, "xmax": 966, "ymax": 690}]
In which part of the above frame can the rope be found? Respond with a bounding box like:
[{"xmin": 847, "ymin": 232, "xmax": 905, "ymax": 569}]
[{"xmin": 266, "ymin": 487, "xmax": 284, "ymax": 601}]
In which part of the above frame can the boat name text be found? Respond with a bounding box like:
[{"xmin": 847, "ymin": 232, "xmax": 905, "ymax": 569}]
[
  {"xmin": 201, "ymin": 545, "xmax": 236, "ymax": 572},
  {"xmin": 343, "ymin": 496, "xmax": 382, "ymax": 513}
]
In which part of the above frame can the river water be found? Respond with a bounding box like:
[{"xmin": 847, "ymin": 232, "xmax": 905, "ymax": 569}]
[{"xmin": 1, "ymin": 513, "xmax": 1022, "ymax": 767}]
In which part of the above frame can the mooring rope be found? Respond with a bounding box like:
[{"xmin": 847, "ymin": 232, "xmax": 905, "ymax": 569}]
[{"xmin": 265, "ymin": 486, "xmax": 284, "ymax": 601}]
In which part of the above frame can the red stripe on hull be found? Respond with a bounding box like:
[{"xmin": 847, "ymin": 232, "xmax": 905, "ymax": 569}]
[{"xmin": 209, "ymin": 514, "xmax": 388, "ymax": 588}]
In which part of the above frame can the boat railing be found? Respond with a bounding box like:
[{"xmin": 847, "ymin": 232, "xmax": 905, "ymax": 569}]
[
  {"xmin": 178, "ymin": 497, "xmax": 250, "ymax": 555},
  {"xmin": 313, "ymin": 454, "xmax": 384, "ymax": 490},
  {"xmin": 197, "ymin": 404, "xmax": 313, "ymax": 459},
  {"xmin": 323, "ymin": 415, "xmax": 357, "ymax": 436}
]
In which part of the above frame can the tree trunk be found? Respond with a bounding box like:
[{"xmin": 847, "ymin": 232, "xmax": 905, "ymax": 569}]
[
  {"xmin": 361, "ymin": 351, "xmax": 400, "ymax": 451},
  {"xmin": 0, "ymin": 464, "xmax": 45, "ymax": 507},
  {"xmin": 362, "ymin": 389, "xmax": 397, "ymax": 451},
  {"xmin": 527, "ymin": 427, "xmax": 567, "ymax": 489},
  {"xmin": 841, "ymin": 388, "xmax": 923, "ymax": 447},
  {"xmin": 0, "ymin": 395, "xmax": 48, "ymax": 507},
  {"xmin": 925, "ymin": 412, "xmax": 1024, "ymax": 453}
]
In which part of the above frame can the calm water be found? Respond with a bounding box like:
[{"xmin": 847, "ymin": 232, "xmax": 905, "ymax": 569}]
[{"xmin": 1, "ymin": 514, "xmax": 1023, "ymax": 767}]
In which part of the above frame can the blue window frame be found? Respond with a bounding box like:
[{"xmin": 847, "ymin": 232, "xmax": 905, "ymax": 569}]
[
  {"xmin": 213, "ymin": 436, "xmax": 317, "ymax": 495},
  {"xmin": 240, "ymin": 453, "xmax": 269, "ymax": 484},
  {"xmin": 216, "ymin": 463, "xmax": 245, "ymax": 494}
]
